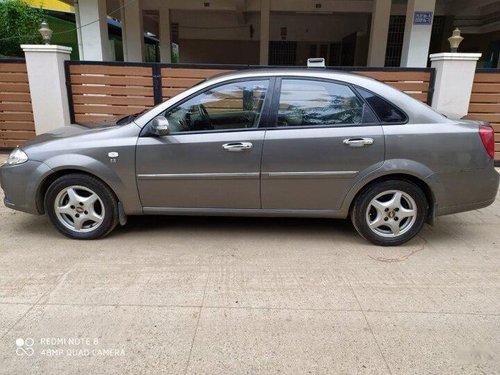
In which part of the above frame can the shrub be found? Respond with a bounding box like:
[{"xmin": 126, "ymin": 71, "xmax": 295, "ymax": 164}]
[{"xmin": 0, "ymin": 0, "xmax": 45, "ymax": 57}]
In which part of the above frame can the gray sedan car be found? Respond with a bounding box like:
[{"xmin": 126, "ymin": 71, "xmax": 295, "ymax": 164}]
[{"xmin": 1, "ymin": 69, "xmax": 498, "ymax": 245}]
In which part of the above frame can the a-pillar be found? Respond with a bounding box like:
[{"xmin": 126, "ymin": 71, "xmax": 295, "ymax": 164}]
[
  {"xmin": 121, "ymin": 0, "xmax": 144, "ymax": 62},
  {"xmin": 400, "ymin": 0, "xmax": 436, "ymax": 67},
  {"xmin": 367, "ymin": 0, "xmax": 391, "ymax": 67},
  {"xmin": 260, "ymin": 0, "xmax": 270, "ymax": 65},
  {"xmin": 74, "ymin": 0, "xmax": 110, "ymax": 61}
]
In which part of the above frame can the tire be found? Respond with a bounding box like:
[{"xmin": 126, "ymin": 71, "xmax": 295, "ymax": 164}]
[
  {"xmin": 351, "ymin": 179, "xmax": 428, "ymax": 246},
  {"xmin": 45, "ymin": 173, "xmax": 119, "ymax": 240}
]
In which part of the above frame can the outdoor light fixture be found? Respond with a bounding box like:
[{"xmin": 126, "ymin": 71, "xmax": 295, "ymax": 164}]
[
  {"xmin": 39, "ymin": 21, "xmax": 53, "ymax": 45},
  {"xmin": 448, "ymin": 28, "xmax": 464, "ymax": 53}
]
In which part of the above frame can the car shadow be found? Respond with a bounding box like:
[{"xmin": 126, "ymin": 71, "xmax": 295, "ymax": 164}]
[
  {"xmin": 11, "ymin": 210, "xmax": 482, "ymax": 249},
  {"xmin": 115, "ymin": 214, "xmax": 356, "ymax": 238}
]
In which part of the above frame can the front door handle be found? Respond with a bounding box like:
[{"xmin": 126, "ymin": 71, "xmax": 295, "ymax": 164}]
[
  {"xmin": 343, "ymin": 138, "xmax": 374, "ymax": 147},
  {"xmin": 222, "ymin": 142, "xmax": 253, "ymax": 152}
]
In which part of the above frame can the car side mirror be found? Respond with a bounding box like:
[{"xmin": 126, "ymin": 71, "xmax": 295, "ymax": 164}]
[{"xmin": 151, "ymin": 116, "xmax": 170, "ymax": 136}]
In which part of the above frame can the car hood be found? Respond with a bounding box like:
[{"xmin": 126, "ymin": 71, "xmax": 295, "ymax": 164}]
[
  {"xmin": 20, "ymin": 122, "xmax": 141, "ymax": 159},
  {"xmin": 21, "ymin": 124, "xmax": 110, "ymax": 148}
]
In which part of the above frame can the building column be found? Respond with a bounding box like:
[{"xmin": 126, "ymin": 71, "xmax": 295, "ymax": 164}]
[
  {"xmin": 259, "ymin": 0, "xmax": 270, "ymax": 65},
  {"xmin": 121, "ymin": 0, "xmax": 144, "ymax": 62},
  {"xmin": 75, "ymin": 0, "xmax": 110, "ymax": 61},
  {"xmin": 22, "ymin": 45, "xmax": 72, "ymax": 134},
  {"xmin": 367, "ymin": 0, "xmax": 391, "ymax": 67},
  {"xmin": 430, "ymin": 52, "xmax": 481, "ymax": 118},
  {"xmin": 159, "ymin": 3, "xmax": 172, "ymax": 63},
  {"xmin": 400, "ymin": 0, "xmax": 436, "ymax": 67},
  {"xmin": 74, "ymin": 1, "xmax": 83, "ymax": 59}
]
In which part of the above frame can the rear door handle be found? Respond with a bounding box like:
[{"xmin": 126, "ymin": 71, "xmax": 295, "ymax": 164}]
[
  {"xmin": 343, "ymin": 138, "xmax": 374, "ymax": 147},
  {"xmin": 222, "ymin": 142, "xmax": 253, "ymax": 152}
]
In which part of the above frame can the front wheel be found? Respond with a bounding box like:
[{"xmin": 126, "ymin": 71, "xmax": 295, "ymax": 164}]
[
  {"xmin": 351, "ymin": 180, "xmax": 428, "ymax": 246},
  {"xmin": 45, "ymin": 174, "xmax": 119, "ymax": 240}
]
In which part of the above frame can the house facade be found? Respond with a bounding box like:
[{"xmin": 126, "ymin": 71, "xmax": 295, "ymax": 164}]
[{"xmin": 37, "ymin": 0, "xmax": 500, "ymax": 67}]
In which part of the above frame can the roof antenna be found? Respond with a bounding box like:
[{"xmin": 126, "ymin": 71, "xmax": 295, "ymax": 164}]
[{"xmin": 307, "ymin": 58, "xmax": 326, "ymax": 68}]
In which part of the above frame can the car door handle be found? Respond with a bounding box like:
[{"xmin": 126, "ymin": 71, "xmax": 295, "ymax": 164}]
[
  {"xmin": 343, "ymin": 138, "xmax": 374, "ymax": 147},
  {"xmin": 222, "ymin": 142, "xmax": 253, "ymax": 152}
]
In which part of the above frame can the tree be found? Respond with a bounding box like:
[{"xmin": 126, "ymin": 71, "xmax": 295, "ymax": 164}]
[{"xmin": 0, "ymin": 0, "xmax": 45, "ymax": 57}]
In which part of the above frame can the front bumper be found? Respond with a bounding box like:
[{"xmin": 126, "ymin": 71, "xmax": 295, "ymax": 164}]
[{"xmin": 0, "ymin": 160, "xmax": 52, "ymax": 215}]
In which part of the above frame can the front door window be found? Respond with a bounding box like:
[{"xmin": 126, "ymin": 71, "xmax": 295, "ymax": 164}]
[{"xmin": 160, "ymin": 79, "xmax": 269, "ymax": 133}]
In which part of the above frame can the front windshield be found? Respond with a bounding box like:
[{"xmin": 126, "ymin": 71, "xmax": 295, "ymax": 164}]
[
  {"xmin": 73, "ymin": 109, "xmax": 148, "ymax": 128},
  {"xmin": 115, "ymin": 110, "xmax": 148, "ymax": 125}
]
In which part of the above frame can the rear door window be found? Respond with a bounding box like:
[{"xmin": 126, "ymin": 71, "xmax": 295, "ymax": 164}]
[{"xmin": 276, "ymin": 79, "xmax": 376, "ymax": 127}]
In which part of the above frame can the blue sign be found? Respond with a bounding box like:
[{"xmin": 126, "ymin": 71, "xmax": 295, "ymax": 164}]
[{"xmin": 414, "ymin": 11, "xmax": 433, "ymax": 25}]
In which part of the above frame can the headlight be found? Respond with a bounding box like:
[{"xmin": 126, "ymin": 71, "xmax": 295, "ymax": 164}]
[{"xmin": 4, "ymin": 148, "xmax": 29, "ymax": 165}]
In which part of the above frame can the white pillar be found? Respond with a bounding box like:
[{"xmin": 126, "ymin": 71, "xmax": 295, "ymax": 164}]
[
  {"xmin": 260, "ymin": 0, "xmax": 270, "ymax": 65},
  {"xmin": 121, "ymin": 0, "xmax": 144, "ymax": 62},
  {"xmin": 159, "ymin": 3, "xmax": 172, "ymax": 63},
  {"xmin": 21, "ymin": 45, "xmax": 72, "ymax": 134},
  {"xmin": 400, "ymin": 0, "xmax": 435, "ymax": 67},
  {"xmin": 430, "ymin": 53, "xmax": 481, "ymax": 119},
  {"xmin": 367, "ymin": 0, "xmax": 391, "ymax": 67},
  {"xmin": 75, "ymin": 0, "xmax": 110, "ymax": 61}
]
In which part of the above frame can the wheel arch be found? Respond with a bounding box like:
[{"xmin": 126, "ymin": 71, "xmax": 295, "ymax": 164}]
[
  {"xmin": 36, "ymin": 169, "xmax": 119, "ymax": 214},
  {"xmin": 345, "ymin": 173, "xmax": 436, "ymax": 223}
]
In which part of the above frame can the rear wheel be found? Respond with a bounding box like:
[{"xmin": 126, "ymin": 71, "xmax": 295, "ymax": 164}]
[
  {"xmin": 45, "ymin": 174, "xmax": 118, "ymax": 240},
  {"xmin": 351, "ymin": 180, "xmax": 428, "ymax": 246}
]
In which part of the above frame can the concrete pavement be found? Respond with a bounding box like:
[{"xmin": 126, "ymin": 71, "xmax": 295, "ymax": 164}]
[{"xmin": 0, "ymin": 153, "xmax": 499, "ymax": 374}]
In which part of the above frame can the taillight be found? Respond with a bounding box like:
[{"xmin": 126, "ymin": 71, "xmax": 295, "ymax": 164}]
[{"xmin": 479, "ymin": 125, "xmax": 495, "ymax": 159}]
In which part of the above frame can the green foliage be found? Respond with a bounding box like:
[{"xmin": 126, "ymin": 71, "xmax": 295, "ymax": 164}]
[{"xmin": 0, "ymin": 0, "xmax": 46, "ymax": 57}]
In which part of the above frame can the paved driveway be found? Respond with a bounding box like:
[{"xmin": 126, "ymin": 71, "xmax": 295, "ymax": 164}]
[{"xmin": 0, "ymin": 153, "xmax": 499, "ymax": 374}]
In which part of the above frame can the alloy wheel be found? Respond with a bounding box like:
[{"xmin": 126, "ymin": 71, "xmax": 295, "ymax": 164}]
[
  {"xmin": 365, "ymin": 189, "xmax": 417, "ymax": 238},
  {"xmin": 53, "ymin": 185, "xmax": 105, "ymax": 233}
]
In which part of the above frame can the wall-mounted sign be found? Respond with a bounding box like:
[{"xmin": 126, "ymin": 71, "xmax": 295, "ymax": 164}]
[{"xmin": 414, "ymin": 11, "xmax": 433, "ymax": 25}]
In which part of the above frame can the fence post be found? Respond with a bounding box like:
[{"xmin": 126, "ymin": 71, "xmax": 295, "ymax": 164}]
[
  {"xmin": 152, "ymin": 64, "xmax": 163, "ymax": 105},
  {"xmin": 65, "ymin": 61, "xmax": 76, "ymax": 124},
  {"xmin": 21, "ymin": 45, "xmax": 72, "ymax": 134},
  {"xmin": 429, "ymin": 52, "xmax": 481, "ymax": 119}
]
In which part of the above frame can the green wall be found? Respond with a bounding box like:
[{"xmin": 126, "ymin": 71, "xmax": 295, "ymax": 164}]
[{"xmin": 46, "ymin": 14, "xmax": 79, "ymax": 60}]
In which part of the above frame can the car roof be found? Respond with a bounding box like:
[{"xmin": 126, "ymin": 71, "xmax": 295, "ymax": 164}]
[{"xmin": 206, "ymin": 68, "xmax": 374, "ymax": 85}]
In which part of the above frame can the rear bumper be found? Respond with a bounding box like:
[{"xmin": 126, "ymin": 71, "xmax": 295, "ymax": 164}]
[
  {"xmin": 0, "ymin": 160, "xmax": 51, "ymax": 215},
  {"xmin": 434, "ymin": 166, "xmax": 499, "ymax": 216},
  {"xmin": 437, "ymin": 197, "xmax": 497, "ymax": 216}
]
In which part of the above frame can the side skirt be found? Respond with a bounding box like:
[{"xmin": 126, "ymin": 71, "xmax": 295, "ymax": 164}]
[{"xmin": 142, "ymin": 207, "xmax": 347, "ymax": 219}]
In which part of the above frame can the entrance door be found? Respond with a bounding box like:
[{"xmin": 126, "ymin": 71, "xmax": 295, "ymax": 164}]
[
  {"xmin": 261, "ymin": 78, "xmax": 385, "ymax": 211},
  {"xmin": 136, "ymin": 78, "xmax": 271, "ymax": 209}
]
